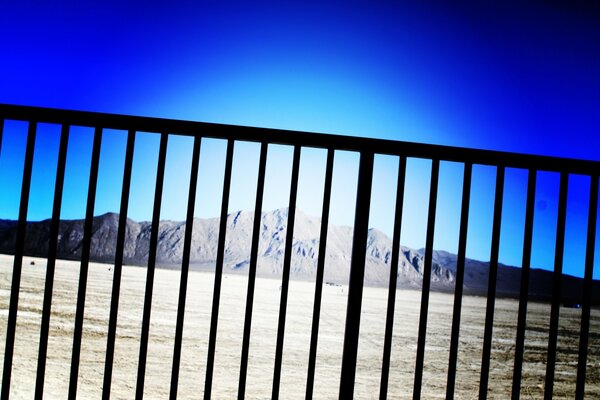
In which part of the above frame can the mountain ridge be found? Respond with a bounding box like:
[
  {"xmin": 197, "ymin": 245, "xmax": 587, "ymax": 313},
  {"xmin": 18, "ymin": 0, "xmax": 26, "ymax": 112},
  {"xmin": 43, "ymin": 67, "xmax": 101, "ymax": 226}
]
[{"xmin": 0, "ymin": 208, "xmax": 597, "ymax": 304}]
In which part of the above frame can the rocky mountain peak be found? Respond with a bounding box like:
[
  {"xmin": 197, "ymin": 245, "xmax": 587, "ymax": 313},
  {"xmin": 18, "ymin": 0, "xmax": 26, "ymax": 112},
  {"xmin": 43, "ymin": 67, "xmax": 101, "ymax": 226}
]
[{"xmin": 0, "ymin": 207, "xmax": 597, "ymax": 303}]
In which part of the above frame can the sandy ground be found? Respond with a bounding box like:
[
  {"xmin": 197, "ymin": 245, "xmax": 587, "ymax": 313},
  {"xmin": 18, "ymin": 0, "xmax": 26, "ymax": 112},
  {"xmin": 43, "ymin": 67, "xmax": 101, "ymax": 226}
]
[{"xmin": 0, "ymin": 254, "xmax": 598, "ymax": 399}]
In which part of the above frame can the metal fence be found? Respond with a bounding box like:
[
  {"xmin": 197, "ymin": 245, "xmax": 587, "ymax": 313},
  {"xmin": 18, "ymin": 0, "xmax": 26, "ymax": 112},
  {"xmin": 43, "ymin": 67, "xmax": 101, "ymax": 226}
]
[{"xmin": 0, "ymin": 104, "xmax": 598, "ymax": 399}]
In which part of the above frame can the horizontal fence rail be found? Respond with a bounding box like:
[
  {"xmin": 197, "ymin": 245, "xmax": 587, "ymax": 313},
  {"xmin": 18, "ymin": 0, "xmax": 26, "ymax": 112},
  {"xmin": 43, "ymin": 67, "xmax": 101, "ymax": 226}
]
[
  {"xmin": 0, "ymin": 103, "xmax": 598, "ymax": 175},
  {"xmin": 0, "ymin": 104, "xmax": 598, "ymax": 399}
]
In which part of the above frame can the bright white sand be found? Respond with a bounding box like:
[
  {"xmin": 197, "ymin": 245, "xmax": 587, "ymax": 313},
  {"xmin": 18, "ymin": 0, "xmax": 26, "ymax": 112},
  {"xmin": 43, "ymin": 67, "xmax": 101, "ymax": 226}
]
[{"xmin": 0, "ymin": 255, "xmax": 597, "ymax": 399}]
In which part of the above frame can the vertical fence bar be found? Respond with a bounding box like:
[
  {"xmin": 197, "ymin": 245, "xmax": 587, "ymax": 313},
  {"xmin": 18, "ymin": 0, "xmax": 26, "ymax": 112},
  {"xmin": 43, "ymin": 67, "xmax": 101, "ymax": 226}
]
[
  {"xmin": 412, "ymin": 158, "xmax": 440, "ymax": 400},
  {"xmin": 379, "ymin": 156, "xmax": 407, "ymax": 400},
  {"xmin": 272, "ymin": 145, "xmax": 301, "ymax": 399},
  {"xmin": 511, "ymin": 168, "xmax": 537, "ymax": 398},
  {"xmin": 101, "ymin": 130, "xmax": 136, "ymax": 399},
  {"xmin": 1, "ymin": 121, "xmax": 37, "ymax": 400},
  {"xmin": 445, "ymin": 162, "xmax": 473, "ymax": 399},
  {"xmin": 575, "ymin": 175, "xmax": 598, "ymax": 399},
  {"xmin": 204, "ymin": 139, "xmax": 234, "ymax": 400},
  {"xmin": 238, "ymin": 141, "xmax": 268, "ymax": 399},
  {"xmin": 339, "ymin": 151, "xmax": 375, "ymax": 399},
  {"xmin": 35, "ymin": 124, "xmax": 70, "ymax": 399},
  {"xmin": 169, "ymin": 135, "xmax": 202, "ymax": 399},
  {"xmin": 305, "ymin": 148, "xmax": 335, "ymax": 399},
  {"xmin": 544, "ymin": 172, "xmax": 569, "ymax": 399},
  {"xmin": 135, "ymin": 132, "xmax": 168, "ymax": 400},
  {"xmin": 68, "ymin": 126, "xmax": 103, "ymax": 399},
  {"xmin": 478, "ymin": 166, "xmax": 505, "ymax": 399}
]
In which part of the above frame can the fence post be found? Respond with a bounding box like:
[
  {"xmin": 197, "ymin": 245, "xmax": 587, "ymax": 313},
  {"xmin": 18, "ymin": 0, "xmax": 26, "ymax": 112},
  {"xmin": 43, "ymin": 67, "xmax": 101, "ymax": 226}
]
[
  {"xmin": 511, "ymin": 168, "xmax": 537, "ymax": 398},
  {"xmin": 544, "ymin": 172, "xmax": 569, "ymax": 399},
  {"xmin": 575, "ymin": 175, "xmax": 599, "ymax": 399},
  {"xmin": 1, "ymin": 121, "xmax": 36, "ymax": 400},
  {"xmin": 68, "ymin": 126, "xmax": 103, "ymax": 400},
  {"xmin": 339, "ymin": 151, "xmax": 374, "ymax": 399},
  {"xmin": 412, "ymin": 159, "xmax": 440, "ymax": 400},
  {"xmin": 35, "ymin": 124, "xmax": 70, "ymax": 398},
  {"xmin": 478, "ymin": 165, "xmax": 505, "ymax": 399},
  {"xmin": 305, "ymin": 148, "xmax": 335, "ymax": 399},
  {"xmin": 380, "ymin": 156, "xmax": 407, "ymax": 399}
]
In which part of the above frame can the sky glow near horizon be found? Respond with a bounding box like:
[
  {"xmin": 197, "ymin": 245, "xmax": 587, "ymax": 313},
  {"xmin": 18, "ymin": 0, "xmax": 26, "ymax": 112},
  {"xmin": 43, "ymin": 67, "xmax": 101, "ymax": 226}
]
[{"xmin": 1, "ymin": 2, "xmax": 599, "ymax": 278}]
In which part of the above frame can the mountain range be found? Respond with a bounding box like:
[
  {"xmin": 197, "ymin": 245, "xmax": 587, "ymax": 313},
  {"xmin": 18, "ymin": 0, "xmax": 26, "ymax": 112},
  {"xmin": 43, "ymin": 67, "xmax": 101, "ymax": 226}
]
[{"xmin": 0, "ymin": 208, "xmax": 597, "ymax": 304}]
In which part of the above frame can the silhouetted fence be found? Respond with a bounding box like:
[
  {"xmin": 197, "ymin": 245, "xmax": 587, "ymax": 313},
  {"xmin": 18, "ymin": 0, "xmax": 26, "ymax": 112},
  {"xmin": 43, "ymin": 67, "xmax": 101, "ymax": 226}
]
[{"xmin": 0, "ymin": 104, "xmax": 598, "ymax": 399}]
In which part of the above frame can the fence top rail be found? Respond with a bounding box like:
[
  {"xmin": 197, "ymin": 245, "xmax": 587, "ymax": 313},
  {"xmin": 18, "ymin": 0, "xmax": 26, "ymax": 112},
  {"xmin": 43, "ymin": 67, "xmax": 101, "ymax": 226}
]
[{"xmin": 1, "ymin": 103, "xmax": 598, "ymax": 175}]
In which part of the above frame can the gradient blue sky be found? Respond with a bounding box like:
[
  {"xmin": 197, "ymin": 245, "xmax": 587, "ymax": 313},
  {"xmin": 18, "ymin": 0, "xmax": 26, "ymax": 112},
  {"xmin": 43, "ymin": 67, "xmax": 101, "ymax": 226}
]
[{"xmin": 0, "ymin": 1, "xmax": 599, "ymax": 277}]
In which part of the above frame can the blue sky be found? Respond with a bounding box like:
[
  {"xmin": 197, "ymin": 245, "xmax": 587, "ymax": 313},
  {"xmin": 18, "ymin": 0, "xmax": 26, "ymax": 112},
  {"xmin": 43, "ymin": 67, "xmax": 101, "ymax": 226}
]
[{"xmin": 0, "ymin": 1, "xmax": 599, "ymax": 277}]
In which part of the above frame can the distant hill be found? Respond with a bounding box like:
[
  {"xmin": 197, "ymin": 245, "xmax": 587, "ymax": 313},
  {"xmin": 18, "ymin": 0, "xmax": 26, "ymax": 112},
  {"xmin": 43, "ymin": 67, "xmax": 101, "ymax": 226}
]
[{"xmin": 0, "ymin": 208, "xmax": 597, "ymax": 304}]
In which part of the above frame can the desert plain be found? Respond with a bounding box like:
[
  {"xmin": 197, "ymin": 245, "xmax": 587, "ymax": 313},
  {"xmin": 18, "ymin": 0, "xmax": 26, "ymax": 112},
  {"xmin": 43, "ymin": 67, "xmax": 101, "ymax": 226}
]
[{"xmin": 0, "ymin": 254, "xmax": 598, "ymax": 399}]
